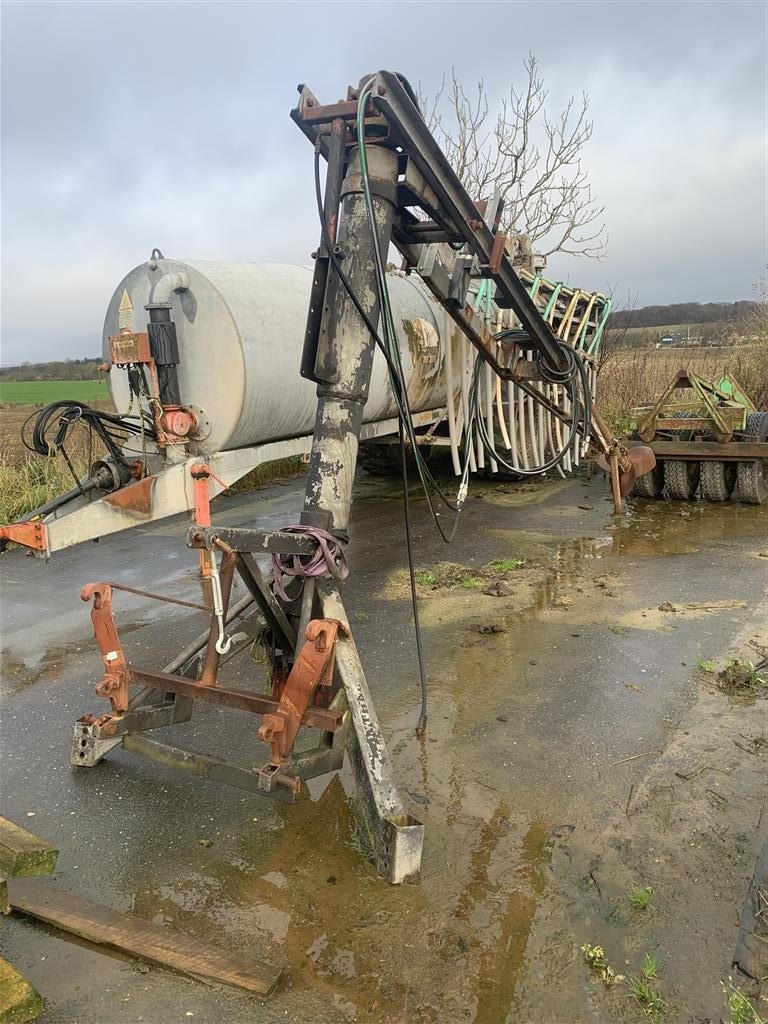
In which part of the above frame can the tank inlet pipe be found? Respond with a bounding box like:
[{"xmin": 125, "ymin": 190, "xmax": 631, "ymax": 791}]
[{"xmin": 148, "ymin": 271, "xmax": 190, "ymax": 306}]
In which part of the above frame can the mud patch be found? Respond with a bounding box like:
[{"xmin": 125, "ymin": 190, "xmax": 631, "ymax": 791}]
[
  {"xmin": 473, "ymin": 480, "xmax": 569, "ymax": 508},
  {"xmin": 512, "ymin": 614, "xmax": 768, "ymax": 1022}
]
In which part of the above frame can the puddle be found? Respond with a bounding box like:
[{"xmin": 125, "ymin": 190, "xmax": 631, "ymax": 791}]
[
  {"xmin": 0, "ymin": 620, "xmax": 147, "ymax": 696},
  {"xmin": 4, "ymin": 474, "xmax": 765, "ymax": 1023},
  {"xmin": 611, "ymin": 497, "xmax": 766, "ymax": 556}
]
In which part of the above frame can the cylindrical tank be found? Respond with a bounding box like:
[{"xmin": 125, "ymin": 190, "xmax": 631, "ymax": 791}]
[{"xmin": 103, "ymin": 258, "xmax": 454, "ymax": 456}]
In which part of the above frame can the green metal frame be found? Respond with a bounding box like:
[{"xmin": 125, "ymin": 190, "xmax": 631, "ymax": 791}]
[{"xmin": 633, "ymin": 369, "xmax": 755, "ymax": 443}]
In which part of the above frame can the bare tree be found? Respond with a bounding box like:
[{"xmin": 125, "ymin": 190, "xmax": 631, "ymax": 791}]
[{"xmin": 421, "ymin": 55, "xmax": 607, "ymax": 260}]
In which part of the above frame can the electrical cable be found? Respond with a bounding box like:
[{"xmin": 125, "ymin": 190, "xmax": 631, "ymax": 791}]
[{"xmin": 21, "ymin": 400, "xmax": 158, "ymax": 489}]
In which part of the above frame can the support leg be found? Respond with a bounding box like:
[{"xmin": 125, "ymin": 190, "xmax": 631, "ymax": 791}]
[{"xmin": 319, "ymin": 584, "xmax": 423, "ymax": 883}]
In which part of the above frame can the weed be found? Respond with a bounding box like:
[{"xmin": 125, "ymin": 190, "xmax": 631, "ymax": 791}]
[
  {"xmin": 641, "ymin": 952, "xmax": 659, "ymax": 979},
  {"xmin": 698, "ymin": 659, "xmax": 716, "ymax": 673},
  {"xmin": 0, "ymin": 456, "xmax": 83, "ymax": 523},
  {"xmin": 722, "ymin": 977, "xmax": 766, "ymax": 1024},
  {"xmin": 628, "ymin": 884, "xmax": 653, "ymax": 910},
  {"xmin": 488, "ymin": 557, "xmax": 526, "ymax": 571},
  {"xmin": 413, "ymin": 563, "xmax": 477, "ymax": 591},
  {"xmin": 717, "ymin": 659, "xmax": 767, "ymax": 694},
  {"xmin": 581, "ymin": 943, "xmax": 624, "ymax": 986},
  {"xmin": 626, "ymin": 974, "xmax": 666, "ymax": 1023}
]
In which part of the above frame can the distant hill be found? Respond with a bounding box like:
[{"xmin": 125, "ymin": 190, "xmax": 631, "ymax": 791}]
[
  {"xmin": 610, "ymin": 301, "xmax": 757, "ymax": 329},
  {"xmin": 0, "ymin": 358, "xmax": 103, "ymax": 381}
]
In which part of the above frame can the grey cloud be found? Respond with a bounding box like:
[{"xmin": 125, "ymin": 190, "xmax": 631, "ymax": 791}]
[{"xmin": 1, "ymin": 0, "xmax": 765, "ymax": 364}]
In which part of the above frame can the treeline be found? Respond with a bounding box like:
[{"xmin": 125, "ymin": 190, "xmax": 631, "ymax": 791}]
[
  {"xmin": 0, "ymin": 358, "xmax": 103, "ymax": 381},
  {"xmin": 610, "ymin": 300, "xmax": 757, "ymax": 329}
]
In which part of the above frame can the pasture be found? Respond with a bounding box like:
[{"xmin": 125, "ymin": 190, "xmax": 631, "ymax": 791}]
[{"xmin": 0, "ymin": 379, "xmax": 109, "ymax": 405}]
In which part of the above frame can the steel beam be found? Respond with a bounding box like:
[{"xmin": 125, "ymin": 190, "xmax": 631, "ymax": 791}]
[
  {"xmin": 318, "ymin": 585, "xmax": 423, "ymax": 883},
  {"xmin": 301, "ymin": 144, "xmax": 400, "ymax": 533},
  {"xmin": 630, "ymin": 440, "xmax": 768, "ymax": 460},
  {"xmin": 127, "ymin": 668, "xmax": 344, "ymax": 732}
]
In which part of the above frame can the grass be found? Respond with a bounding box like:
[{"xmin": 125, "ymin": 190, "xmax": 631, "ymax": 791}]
[
  {"xmin": 583, "ymin": 944, "xmax": 668, "ymax": 1020},
  {"xmin": 698, "ymin": 659, "xmax": 717, "ymax": 673},
  {"xmin": 0, "ymin": 456, "xmax": 82, "ymax": 523},
  {"xmin": 228, "ymin": 456, "xmax": 306, "ymax": 492},
  {"xmin": 627, "ymin": 976, "xmax": 666, "ymax": 1023},
  {"xmin": 412, "ymin": 557, "xmax": 529, "ymax": 594},
  {"xmin": 628, "ymin": 884, "xmax": 653, "ymax": 910},
  {"xmin": 0, "ymin": 379, "xmax": 109, "ymax": 405},
  {"xmin": 626, "ymin": 952, "xmax": 666, "ymax": 1022},
  {"xmin": 488, "ymin": 557, "xmax": 526, "ymax": 571},
  {"xmin": 722, "ymin": 978, "xmax": 765, "ymax": 1024}
]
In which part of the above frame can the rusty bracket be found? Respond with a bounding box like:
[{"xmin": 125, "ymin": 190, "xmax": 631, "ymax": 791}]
[
  {"xmin": 81, "ymin": 583, "xmax": 130, "ymax": 714},
  {"xmin": 0, "ymin": 520, "xmax": 47, "ymax": 553},
  {"xmin": 258, "ymin": 619, "xmax": 347, "ymax": 780}
]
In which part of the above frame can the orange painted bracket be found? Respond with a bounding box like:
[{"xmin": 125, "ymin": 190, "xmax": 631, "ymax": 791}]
[
  {"xmin": 81, "ymin": 582, "xmax": 130, "ymax": 714},
  {"xmin": 258, "ymin": 618, "xmax": 347, "ymax": 766},
  {"xmin": 0, "ymin": 520, "xmax": 47, "ymax": 552}
]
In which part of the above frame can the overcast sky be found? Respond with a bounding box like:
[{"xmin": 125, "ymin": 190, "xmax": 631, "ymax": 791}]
[{"xmin": 1, "ymin": 0, "xmax": 766, "ymax": 365}]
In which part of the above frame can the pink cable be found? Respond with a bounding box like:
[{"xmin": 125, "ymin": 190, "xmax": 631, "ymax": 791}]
[{"xmin": 271, "ymin": 526, "xmax": 349, "ymax": 602}]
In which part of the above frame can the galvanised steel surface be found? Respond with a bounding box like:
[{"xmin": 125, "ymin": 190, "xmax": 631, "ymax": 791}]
[{"xmin": 104, "ymin": 259, "xmax": 457, "ymax": 458}]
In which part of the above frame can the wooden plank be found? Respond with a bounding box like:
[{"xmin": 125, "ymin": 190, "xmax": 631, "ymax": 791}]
[
  {"xmin": 0, "ymin": 877, "xmax": 8, "ymax": 915},
  {"xmin": 0, "ymin": 819, "xmax": 58, "ymax": 878},
  {"xmin": 6, "ymin": 877, "xmax": 281, "ymax": 996},
  {"xmin": 0, "ymin": 956, "xmax": 43, "ymax": 1024}
]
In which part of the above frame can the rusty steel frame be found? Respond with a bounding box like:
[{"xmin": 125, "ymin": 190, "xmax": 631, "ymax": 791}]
[{"xmin": 629, "ymin": 439, "xmax": 768, "ymax": 461}]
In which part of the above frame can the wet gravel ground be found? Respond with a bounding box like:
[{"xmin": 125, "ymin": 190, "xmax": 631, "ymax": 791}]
[{"xmin": 1, "ymin": 470, "xmax": 766, "ymax": 1023}]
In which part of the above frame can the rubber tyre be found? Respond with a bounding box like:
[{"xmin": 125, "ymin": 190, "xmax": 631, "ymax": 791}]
[
  {"xmin": 700, "ymin": 460, "xmax": 737, "ymax": 501},
  {"xmin": 632, "ymin": 460, "xmax": 665, "ymax": 498},
  {"xmin": 737, "ymin": 411, "xmax": 768, "ymax": 504},
  {"xmin": 664, "ymin": 459, "xmax": 700, "ymax": 499}
]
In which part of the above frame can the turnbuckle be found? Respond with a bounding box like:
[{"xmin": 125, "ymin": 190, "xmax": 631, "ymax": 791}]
[{"xmin": 208, "ymin": 546, "xmax": 232, "ymax": 655}]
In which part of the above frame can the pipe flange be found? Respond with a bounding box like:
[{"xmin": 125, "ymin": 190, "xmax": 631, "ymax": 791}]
[{"xmin": 187, "ymin": 404, "xmax": 211, "ymax": 441}]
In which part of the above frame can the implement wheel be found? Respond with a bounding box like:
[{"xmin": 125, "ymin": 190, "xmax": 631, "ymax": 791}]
[
  {"xmin": 632, "ymin": 460, "xmax": 665, "ymax": 498},
  {"xmin": 700, "ymin": 460, "xmax": 737, "ymax": 502},
  {"xmin": 737, "ymin": 411, "xmax": 768, "ymax": 504},
  {"xmin": 664, "ymin": 459, "xmax": 700, "ymax": 499}
]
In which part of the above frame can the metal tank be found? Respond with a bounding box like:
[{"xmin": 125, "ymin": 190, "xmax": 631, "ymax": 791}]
[{"xmin": 104, "ymin": 258, "xmax": 452, "ymax": 456}]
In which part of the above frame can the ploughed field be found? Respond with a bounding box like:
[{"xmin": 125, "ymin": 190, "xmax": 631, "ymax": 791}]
[{"xmin": 0, "ymin": 384, "xmax": 111, "ymax": 467}]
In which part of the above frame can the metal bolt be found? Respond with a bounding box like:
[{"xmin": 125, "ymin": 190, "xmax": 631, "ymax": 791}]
[{"xmin": 378, "ymin": 85, "xmax": 387, "ymax": 96}]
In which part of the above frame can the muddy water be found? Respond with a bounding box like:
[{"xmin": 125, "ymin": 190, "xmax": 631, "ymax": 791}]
[{"xmin": 2, "ymin": 478, "xmax": 766, "ymax": 1023}]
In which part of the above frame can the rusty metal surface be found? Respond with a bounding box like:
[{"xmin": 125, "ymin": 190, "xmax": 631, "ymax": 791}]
[
  {"xmin": 81, "ymin": 583, "xmax": 131, "ymax": 714},
  {"xmin": 95, "ymin": 581, "xmax": 210, "ymax": 613},
  {"xmin": 0, "ymin": 520, "xmax": 46, "ymax": 552},
  {"xmin": 630, "ymin": 439, "xmax": 768, "ymax": 460},
  {"xmin": 103, "ymin": 477, "xmax": 155, "ymax": 518},
  {"xmin": 126, "ymin": 668, "xmax": 344, "ymax": 733},
  {"xmin": 108, "ymin": 329, "xmax": 152, "ymax": 364},
  {"xmin": 258, "ymin": 619, "xmax": 345, "ymax": 767},
  {"xmin": 121, "ymin": 734, "xmax": 298, "ymax": 805},
  {"xmin": 187, "ymin": 527, "xmax": 318, "ymax": 556}
]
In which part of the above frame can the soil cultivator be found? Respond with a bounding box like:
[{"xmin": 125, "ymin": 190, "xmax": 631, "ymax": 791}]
[{"xmin": 629, "ymin": 369, "xmax": 768, "ymax": 503}]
